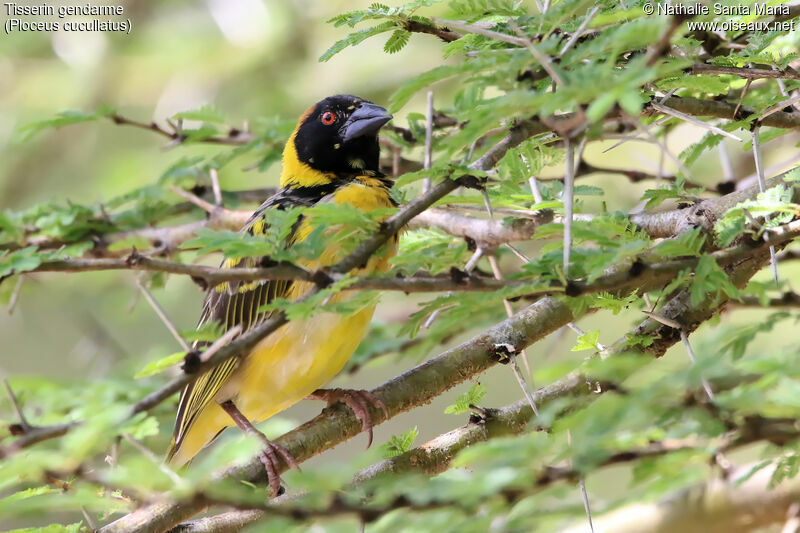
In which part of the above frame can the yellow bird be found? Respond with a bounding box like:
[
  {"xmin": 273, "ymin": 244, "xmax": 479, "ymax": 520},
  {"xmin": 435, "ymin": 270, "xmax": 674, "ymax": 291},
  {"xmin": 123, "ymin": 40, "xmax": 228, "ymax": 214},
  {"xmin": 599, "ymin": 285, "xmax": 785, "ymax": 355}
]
[{"xmin": 166, "ymin": 95, "xmax": 396, "ymax": 494}]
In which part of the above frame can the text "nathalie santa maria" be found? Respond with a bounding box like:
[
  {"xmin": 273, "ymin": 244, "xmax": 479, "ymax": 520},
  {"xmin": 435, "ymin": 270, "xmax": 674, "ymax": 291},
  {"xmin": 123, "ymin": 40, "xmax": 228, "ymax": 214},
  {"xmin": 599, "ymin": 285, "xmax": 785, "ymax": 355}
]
[{"xmin": 656, "ymin": 2, "xmax": 789, "ymax": 15}]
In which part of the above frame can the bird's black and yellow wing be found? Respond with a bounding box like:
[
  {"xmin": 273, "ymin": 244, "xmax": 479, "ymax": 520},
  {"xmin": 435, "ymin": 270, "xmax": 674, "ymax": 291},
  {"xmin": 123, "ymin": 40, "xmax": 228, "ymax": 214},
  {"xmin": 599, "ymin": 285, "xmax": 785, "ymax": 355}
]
[{"xmin": 166, "ymin": 186, "xmax": 331, "ymax": 462}]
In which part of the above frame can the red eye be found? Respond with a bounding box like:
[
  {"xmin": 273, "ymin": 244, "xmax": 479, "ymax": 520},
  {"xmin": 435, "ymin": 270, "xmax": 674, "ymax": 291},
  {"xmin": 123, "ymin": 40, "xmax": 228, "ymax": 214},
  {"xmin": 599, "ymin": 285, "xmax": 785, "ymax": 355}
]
[{"xmin": 321, "ymin": 111, "xmax": 335, "ymax": 125}]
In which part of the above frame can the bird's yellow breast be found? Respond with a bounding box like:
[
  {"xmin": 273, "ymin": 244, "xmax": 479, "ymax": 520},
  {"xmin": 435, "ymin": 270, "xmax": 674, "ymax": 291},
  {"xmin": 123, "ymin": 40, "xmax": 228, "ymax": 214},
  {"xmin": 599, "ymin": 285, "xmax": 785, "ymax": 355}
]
[{"xmin": 227, "ymin": 180, "xmax": 396, "ymax": 421}]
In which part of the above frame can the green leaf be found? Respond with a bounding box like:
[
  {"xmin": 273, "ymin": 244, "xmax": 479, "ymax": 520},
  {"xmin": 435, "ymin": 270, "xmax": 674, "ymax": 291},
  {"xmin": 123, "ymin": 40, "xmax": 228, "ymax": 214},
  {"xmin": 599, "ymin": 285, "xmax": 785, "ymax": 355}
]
[
  {"xmin": 690, "ymin": 255, "xmax": 739, "ymax": 307},
  {"xmin": 718, "ymin": 312, "xmax": 789, "ymax": 360},
  {"xmin": 651, "ymin": 229, "xmax": 706, "ymax": 258},
  {"xmin": 770, "ymin": 454, "xmax": 800, "ymax": 488},
  {"xmin": 715, "ymin": 185, "xmax": 799, "ymax": 246},
  {"xmin": 0, "ymin": 247, "xmax": 42, "ymax": 277},
  {"xmin": 6, "ymin": 522, "xmax": 83, "ymax": 533},
  {"xmin": 658, "ymin": 74, "xmax": 730, "ymax": 96},
  {"xmin": 20, "ymin": 106, "xmax": 115, "ymax": 140},
  {"xmin": 572, "ymin": 330, "xmax": 600, "ymax": 352},
  {"xmin": 445, "ymin": 382, "xmax": 487, "ymax": 414},
  {"xmin": 381, "ymin": 426, "xmax": 419, "ymax": 458},
  {"xmin": 384, "ymin": 29, "xmax": 411, "ymax": 53},
  {"xmin": 388, "ymin": 60, "xmax": 492, "ymax": 112},
  {"xmin": 680, "ymin": 132, "xmax": 723, "ymax": 166},
  {"xmin": 134, "ymin": 351, "xmax": 187, "ymax": 379},
  {"xmin": 0, "ymin": 211, "xmax": 24, "ymax": 242},
  {"xmin": 320, "ymin": 21, "xmax": 397, "ymax": 62},
  {"xmin": 181, "ymin": 320, "xmax": 225, "ymax": 343},
  {"xmin": 450, "ymin": 0, "xmax": 526, "ymax": 16},
  {"xmin": 172, "ymin": 105, "xmax": 226, "ymax": 123}
]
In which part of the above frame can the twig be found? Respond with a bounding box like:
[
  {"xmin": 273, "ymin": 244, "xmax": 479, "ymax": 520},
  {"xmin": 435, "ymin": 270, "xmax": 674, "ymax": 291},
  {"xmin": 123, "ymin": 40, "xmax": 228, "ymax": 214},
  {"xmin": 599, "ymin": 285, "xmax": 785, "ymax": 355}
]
[
  {"xmin": 464, "ymin": 247, "xmax": 484, "ymax": 273},
  {"xmin": 643, "ymin": 96, "xmax": 800, "ymax": 130},
  {"xmin": 758, "ymin": 93, "xmax": 800, "ymax": 121},
  {"xmin": 775, "ymin": 66, "xmax": 791, "ymax": 98},
  {"xmin": 565, "ymin": 429, "xmax": 595, "ymax": 533},
  {"xmin": 488, "ymin": 254, "xmax": 537, "ymax": 415},
  {"xmin": 602, "ymin": 116, "xmax": 669, "ymax": 153},
  {"xmin": 169, "ymin": 185, "xmax": 218, "ymax": 214},
  {"xmin": 733, "ymin": 78, "xmax": 753, "ymax": 120},
  {"xmin": 528, "ymin": 176, "xmax": 544, "ymax": 204},
  {"xmin": 718, "ymin": 142, "xmax": 734, "ymax": 183},
  {"xmin": 432, "ymin": 18, "xmax": 529, "ymax": 47},
  {"xmin": 628, "ymin": 113, "xmax": 691, "ymax": 177},
  {"xmin": 729, "ymin": 292, "xmax": 800, "ymax": 308},
  {"xmin": 644, "ymin": 15, "xmax": 683, "ymax": 67},
  {"xmin": 563, "ymin": 138, "xmax": 575, "ymax": 277},
  {"xmin": 209, "ymin": 169, "xmax": 223, "ymax": 207},
  {"xmin": 81, "ymin": 507, "xmax": 98, "ymax": 531},
  {"xmin": 690, "ymin": 63, "xmax": 800, "ymax": 80},
  {"xmin": 135, "ymin": 278, "xmax": 191, "ymax": 352},
  {"xmin": 198, "ymin": 325, "xmax": 243, "ymax": 364},
  {"xmin": 751, "ymin": 125, "xmax": 780, "ymax": 284},
  {"xmin": 480, "ymin": 189, "xmax": 494, "ymax": 218},
  {"xmin": 650, "ymin": 102, "xmax": 743, "ymax": 141},
  {"xmin": 4, "ymin": 378, "xmax": 32, "ymax": 431},
  {"xmin": 680, "ymin": 331, "xmax": 714, "ymax": 401},
  {"xmin": 7, "ymin": 274, "xmax": 23, "ymax": 315},
  {"xmin": 640, "ymin": 311, "xmax": 713, "ymax": 400},
  {"xmin": 559, "ymin": 7, "xmax": 599, "ymax": 57},
  {"xmin": 505, "ymin": 243, "xmax": 531, "ymax": 263},
  {"xmin": 423, "ymin": 91, "xmax": 434, "ymax": 193},
  {"xmin": 121, "ymin": 433, "xmax": 186, "ymax": 488},
  {"xmin": 509, "ymin": 20, "xmax": 566, "ymax": 87},
  {"xmin": 424, "ymin": 247, "xmax": 484, "ymax": 329},
  {"xmin": 560, "ymin": 458, "xmax": 800, "ymax": 533},
  {"xmin": 578, "ymin": 478, "xmax": 594, "ymax": 532},
  {"xmin": 109, "ymin": 113, "xmax": 255, "ymax": 146},
  {"xmin": 403, "ymin": 18, "xmax": 462, "ymax": 43}
]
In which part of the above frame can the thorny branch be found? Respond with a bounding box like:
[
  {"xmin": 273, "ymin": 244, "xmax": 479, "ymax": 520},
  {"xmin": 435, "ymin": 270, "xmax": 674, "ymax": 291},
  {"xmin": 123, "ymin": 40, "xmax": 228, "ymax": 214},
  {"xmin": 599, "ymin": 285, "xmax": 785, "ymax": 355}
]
[{"xmin": 98, "ymin": 165, "xmax": 798, "ymax": 532}]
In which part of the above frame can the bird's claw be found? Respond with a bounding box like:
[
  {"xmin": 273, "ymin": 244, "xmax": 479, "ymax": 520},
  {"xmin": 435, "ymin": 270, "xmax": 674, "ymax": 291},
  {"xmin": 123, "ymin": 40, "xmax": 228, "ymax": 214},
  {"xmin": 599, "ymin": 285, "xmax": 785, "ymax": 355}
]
[
  {"xmin": 259, "ymin": 440, "xmax": 299, "ymax": 498},
  {"xmin": 308, "ymin": 388, "xmax": 388, "ymax": 448}
]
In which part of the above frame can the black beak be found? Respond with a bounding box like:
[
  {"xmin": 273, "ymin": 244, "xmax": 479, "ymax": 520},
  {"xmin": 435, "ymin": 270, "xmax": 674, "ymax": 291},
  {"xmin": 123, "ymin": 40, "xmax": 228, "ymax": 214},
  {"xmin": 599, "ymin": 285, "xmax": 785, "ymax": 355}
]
[{"xmin": 342, "ymin": 103, "xmax": 392, "ymax": 143}]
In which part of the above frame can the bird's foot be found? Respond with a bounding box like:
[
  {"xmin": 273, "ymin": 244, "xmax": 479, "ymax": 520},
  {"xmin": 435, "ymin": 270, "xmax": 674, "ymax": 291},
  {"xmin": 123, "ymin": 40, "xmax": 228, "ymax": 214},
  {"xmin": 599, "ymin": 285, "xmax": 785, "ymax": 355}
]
[
  {"xmin": 219, "ymin": 399, "xmax": 299, "ymax": 498},
  {"xmin": 307, "ymin": 388, "xmax": 388, "ymax": 448},
  {"xmin": 258, "ymin": 440, "xmax": 299, "ymax": 498}
]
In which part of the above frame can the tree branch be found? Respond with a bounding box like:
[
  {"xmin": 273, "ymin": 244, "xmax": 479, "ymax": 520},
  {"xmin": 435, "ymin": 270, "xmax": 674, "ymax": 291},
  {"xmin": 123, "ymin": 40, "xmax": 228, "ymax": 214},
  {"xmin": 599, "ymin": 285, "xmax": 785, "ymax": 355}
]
[
  {"xmin": 109, "ymin": 114, "xmax": 255, "ymax": 146},
  {"xmin": 172, "ymin": 394, "xmax": 800, "ymax": 532},
  {"xmin": 691, "ymin": 63, "xmax": 800, "ymax": 81},
  {"xmin": 648, "ymin": 96, "xmax": 800, "ymax": 130},
  {"xmin": 100, "ymin": 293, "xmax": 581, "ymax": 533},
  {"xmin": 99, "ymin": 185, "xmax": 796, "ymax": 532},
  {"xmin": 559, "ymin": 461, "xmax": 800, "ymax": 533}
]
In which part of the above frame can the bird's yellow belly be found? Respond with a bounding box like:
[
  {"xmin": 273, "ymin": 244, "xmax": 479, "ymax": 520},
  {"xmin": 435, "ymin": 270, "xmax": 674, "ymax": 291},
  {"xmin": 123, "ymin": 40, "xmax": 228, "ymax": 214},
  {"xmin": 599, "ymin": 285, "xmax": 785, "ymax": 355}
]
[{"xmin": 217, "ymin": 302, "xmax": 375, "ymax": 424}]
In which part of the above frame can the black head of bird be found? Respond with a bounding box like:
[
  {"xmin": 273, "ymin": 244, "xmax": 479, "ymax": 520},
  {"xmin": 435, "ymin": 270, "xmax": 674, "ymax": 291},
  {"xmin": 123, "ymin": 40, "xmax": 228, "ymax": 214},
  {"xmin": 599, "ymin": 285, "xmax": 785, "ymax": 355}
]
[{"xmin": 290, "ymin": 94, "xmax": 392, "ymax": 177}]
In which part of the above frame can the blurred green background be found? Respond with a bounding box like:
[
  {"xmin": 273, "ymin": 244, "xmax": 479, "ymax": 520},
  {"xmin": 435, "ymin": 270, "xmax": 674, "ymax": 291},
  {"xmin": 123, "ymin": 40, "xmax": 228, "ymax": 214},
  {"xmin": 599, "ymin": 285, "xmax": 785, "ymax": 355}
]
[{"xmin": 2, "ymin": 1, "xmax": 800, "ymax": 526}]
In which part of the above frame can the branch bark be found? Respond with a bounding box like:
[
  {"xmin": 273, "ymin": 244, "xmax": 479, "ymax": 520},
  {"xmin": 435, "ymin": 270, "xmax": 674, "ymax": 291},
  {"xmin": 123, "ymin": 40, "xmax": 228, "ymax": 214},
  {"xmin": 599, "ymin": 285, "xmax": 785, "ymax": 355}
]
[
  {"xmin": 559, "ymin": 462, "xmax": 800, "ymax": 533},
  {"xmin": 691, "ymin": 63, "xmax": 800, "ymax": 81},
  {"xmin": 647, "ymin": 96, "xmax": 800, "ymax": 130},
  {"xmin": 99, "ymin": 295, "xmax": 579, "ymax": 533}
]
